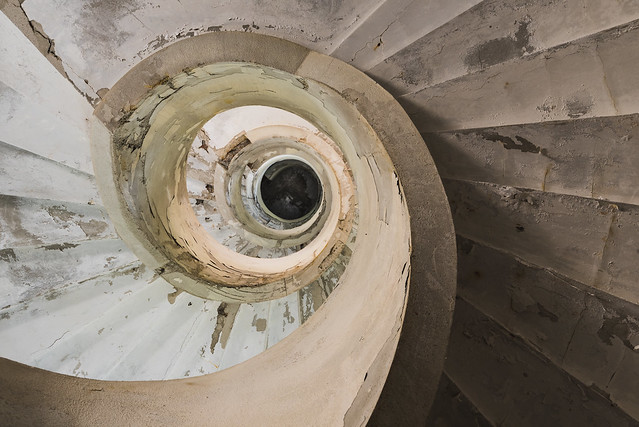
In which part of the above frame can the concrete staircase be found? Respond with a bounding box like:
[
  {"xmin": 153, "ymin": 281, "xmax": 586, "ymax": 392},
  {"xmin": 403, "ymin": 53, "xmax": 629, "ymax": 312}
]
[{"xmin": 2, "ymin": 0, "xmax": 639, "ymax": 425}]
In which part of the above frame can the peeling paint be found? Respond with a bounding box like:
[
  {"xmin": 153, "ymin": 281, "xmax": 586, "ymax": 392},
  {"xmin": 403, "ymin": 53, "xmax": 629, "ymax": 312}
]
[
  {"xmin": 210, "ymin": 302, "xmax": 239, "ymax": 352},
  {"xmin": 78, "ymin": 219, "xmax": 109, "ymax": 237},
  {"xmin": 167, "ymin": 288, "xmax": 183, "ymax": 304},
  {"xmin": 251, "ymin": 315, "xmax": 267, "ymax": 332}
]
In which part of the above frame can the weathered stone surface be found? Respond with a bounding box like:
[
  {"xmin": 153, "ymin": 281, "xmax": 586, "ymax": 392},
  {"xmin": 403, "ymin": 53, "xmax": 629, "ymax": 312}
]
[
  {"xmin": 0, "ymin": 141, "xmax": 98, "ymax": 205},
  {"xmin": 0, "ymin": 195, "xmax": 116, "ymax": 248},
  {"xmin": 426, "ymin": 373, "xmax": 491, "ymax": 427},
  {"xmin": 446, "ymin": 179, "xmax": 639, "ymax": 305},
  {"xmin": 0, "ymin": 238, "xmax": 137, "ymax": 307},
  {"xmin": 400, "ymin": 20, "xmax": 639, "ymax": 132},
  {"xmin": 446, "ymin": 298, "xmax": 639, "ymax": 426},
  {"xmin": 330, "ymin": 0, "xmax": 480, "ymax": 71},
  {"xmin": 457, "ymin": 237, "xmax": 639, "ymax": 419},
  {"xmin": 563, "ymin": 291, "xmax": 639, "ymax": 420},
  {"xmin": 20, "ymin": 0, "xmax": 380, "ymax": 96},
  {"xmin": 457, "ymin": 237, "xmax": 584, "ymax": 366},
  {"xmin": 297, "ymin": 51, "xmax": 457, "ymax": 426},
  {"xmin": 422, "ymin": 114, "xmax": 639, "ymax": 205},
  {"xmin": 369, "ymin": 0, "xmax": 639, "ymax": 96}
]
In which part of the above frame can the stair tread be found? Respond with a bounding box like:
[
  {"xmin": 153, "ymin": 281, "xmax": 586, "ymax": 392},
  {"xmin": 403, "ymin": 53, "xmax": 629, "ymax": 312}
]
[{"xmin": 369, "ymin": 0, "xmax": 639, "ymax": 97}]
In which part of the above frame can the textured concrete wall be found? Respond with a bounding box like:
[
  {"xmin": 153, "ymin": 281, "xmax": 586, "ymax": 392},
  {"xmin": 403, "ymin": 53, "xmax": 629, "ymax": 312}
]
[
  {"xmin": 457, "ymin": 238, "xmax": 639, "ymax": 420},
  {"xmin": 446, "ymin": 298, "xmax": 639, "ymax": 426}
]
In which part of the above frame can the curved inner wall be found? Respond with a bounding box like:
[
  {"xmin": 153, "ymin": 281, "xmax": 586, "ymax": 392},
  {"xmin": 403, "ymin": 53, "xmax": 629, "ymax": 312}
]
[{"xmin": 110, "ymin": 62, "xmax": 400, "ymax": 303}]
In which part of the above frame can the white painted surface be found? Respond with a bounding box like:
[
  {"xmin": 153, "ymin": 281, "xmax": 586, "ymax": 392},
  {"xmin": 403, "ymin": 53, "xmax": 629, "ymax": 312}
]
[
  {"xmin": 266, "ymin": 291, "xmax": 300, "ymax": 349},
  {"xmin": 0, "ymin": 238, "xmax": 137, "ymax": 307},
  {"xmin": 219, "ymin": 301, "xmax": 270, "ymax": 370},
  {"xmin": 0, "ymin": 141, "xmax": 99, "ymax": 204},
  {"xmin": 200, "ymin": 106, "xmax": 319, "ymax": 148},
  {"xmin": 0, "ymin": 12, "xmax": 92, "ymax": 167},
  {"xmin": 0, "ymin": 82, "xmax": 93, "ymax": 173},
  {"xmin": 1, "ymin": 263, "xmax": 151, "ymax": 366}
]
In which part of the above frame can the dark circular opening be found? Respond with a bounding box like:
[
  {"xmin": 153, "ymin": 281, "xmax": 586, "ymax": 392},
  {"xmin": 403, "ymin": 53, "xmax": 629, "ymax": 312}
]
[{"xmin": 259, "ymin": 160, "xmax": 322, "ymax": 221}]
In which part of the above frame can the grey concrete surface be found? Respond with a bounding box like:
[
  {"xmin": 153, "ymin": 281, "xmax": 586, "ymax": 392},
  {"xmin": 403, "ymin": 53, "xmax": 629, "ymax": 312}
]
[
  {"xmin": 426, "ymin": 373, "xmax": 491, "ymax": 427},
  {"xmin": 369, "ymin": 0, "xmax": 639, "ymax": 97},
  {"xmin": 457, "ymin": 237, "xmax": 639, "ymax": 419},
  {"xmin": 423, "ymin": 114, "xmax": 639, "ymax": 205},
  {"xmin": 445, "ymin": 179, "xmax": 639, "ymax": 305},
  {"xmin": 401, "ymin": 20, "xmax": 639, "ymax": 132},
  {"xmin": 446, "ymin": 298, "xmax": 639, "ymax": 427}
]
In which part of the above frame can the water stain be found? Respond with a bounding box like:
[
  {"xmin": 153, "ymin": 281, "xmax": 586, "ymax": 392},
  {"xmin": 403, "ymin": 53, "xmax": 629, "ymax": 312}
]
[
  {"xmin": 480, "ymin": 131, "xmax": 548, "ymax": 156},
  {"xmin": 465, "ymin": 17, "xmax": 534, "ymax": 70},
  {"xmin": 565, "ymin": 91, "xmax": 593, "ymax": 118},
  {"xmin": 78, "ymin": 219, "xmax": 109, "ymax": 237},
  {"xmin": 46, "ymin": 205, "xmax": 74, "ymax": 222}
]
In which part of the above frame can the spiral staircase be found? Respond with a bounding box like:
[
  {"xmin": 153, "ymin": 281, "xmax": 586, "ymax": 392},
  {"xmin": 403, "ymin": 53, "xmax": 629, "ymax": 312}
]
[{"xmin": 2, "ymin": 1, "xmax": 639, "ymax": 425}]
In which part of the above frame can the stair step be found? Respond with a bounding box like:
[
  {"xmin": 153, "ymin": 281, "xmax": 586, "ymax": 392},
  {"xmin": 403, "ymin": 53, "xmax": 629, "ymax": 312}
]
[
  {"xmin": 369, "ymin": 0, "xmax": 639, "ymax": 97},
  {"xmin": 101, "ymin": 289, "xmax": 210, "ymax": 381},
  {"xmin": 0, "ymin": 238, "xmax": 137, "ymax": 307},
  {"xmin": 0, "ymin": 194, "xmax": 116, "ymax": 248},
  {"xmin": 0, "ymin": 262, "xmax": 148, "ymax": 363},
  {"xmin": 443, "ymin": 178, "xmax": 639, "ymax": 305},
  {"xmin": 19, "ymin": 0, "xmax": 381, "ymax": 95},
  {"xmin": 422, "ymin": 113, "xmax": 639, "ymax": 206},
  {"xmin": 0, "ymin": 82, "xmax": 92, "ymax": 174},
  {"xmin": 219, "ymin": 301, "xmax": 270, "ymax": 370},
  {"xmin": 162, "ymin": 298, "xmax": 223, "ymax": 379},
  {"xmin": 0, "ymin": 140, "xmax": 99, "ymax": 204},
  {"xmin": 29, "ymin": 275, "xmax": 176, "ymax": 379},
  {"xmin": 331, "ymin": 0, "xmax": 481, "ymax": 71},
  {"xmin": 426, "ymin": 373, "xmax": 491, "ymax": 427},
  {"xmin": 456, "ymin": 236, "xmax": 639, "ymax": 420},
  {"xmin": 399, "ymin": 20, "xmax": 639, "ymax": 133},
  {"xmin": 0, "ymin": 12, "xmax": 92, "ymax": 129},
  {"xmin": 446, "ymin": 298, "xmax": 638, "ymax": 425}
]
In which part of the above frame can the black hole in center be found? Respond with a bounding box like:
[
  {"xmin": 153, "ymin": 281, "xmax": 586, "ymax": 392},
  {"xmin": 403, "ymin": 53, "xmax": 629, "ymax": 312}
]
[{"xmin": 260, "ymin": 160, "xmax": 321, "ymax": 221}]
